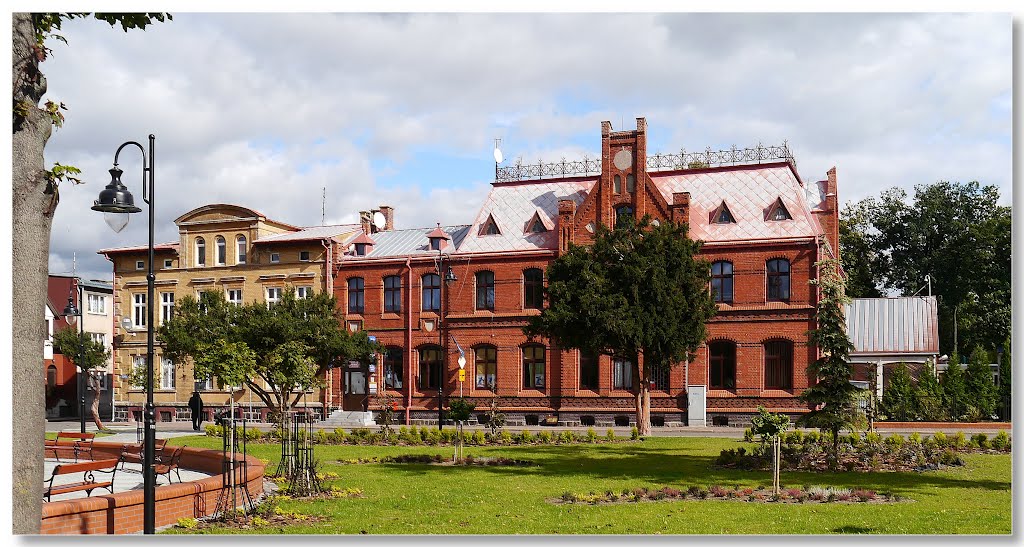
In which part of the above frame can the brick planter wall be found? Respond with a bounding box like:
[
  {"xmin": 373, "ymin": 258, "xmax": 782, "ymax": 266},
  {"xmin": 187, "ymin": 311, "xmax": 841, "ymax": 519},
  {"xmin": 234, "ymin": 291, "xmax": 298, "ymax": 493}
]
[{"xmin": 41, "ymin": 442, "xmax": 265, "ymax": 535}]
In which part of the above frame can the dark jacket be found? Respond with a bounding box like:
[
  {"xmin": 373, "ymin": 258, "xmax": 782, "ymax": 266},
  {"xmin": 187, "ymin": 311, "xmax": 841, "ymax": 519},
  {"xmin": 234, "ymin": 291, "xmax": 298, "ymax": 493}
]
[{"xmin": 188, "ymin": 393, "xmax": 204, "ymax": 413}]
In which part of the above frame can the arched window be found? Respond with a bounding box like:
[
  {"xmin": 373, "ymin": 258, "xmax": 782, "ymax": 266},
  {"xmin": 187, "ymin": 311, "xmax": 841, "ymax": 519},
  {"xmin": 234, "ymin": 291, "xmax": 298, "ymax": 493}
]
[
  {"xmin": 418, "ymin": 346, "xmax": 441, "ymax": 390},
  {"xmin": 347, "ymin": 277, "xmax": 364, "ymax": 314},
  {"xmin": 474, "ymin": 345, "xmax": 497, "ymax": 390},
  {"xmin": 47, "ymin": 365, "xmax": 57, "ymax": 387},
  {"xmin": 195, "ymin": 237, "xmax": 206, "ymax": 267},
  {"xmin": 613, "ymin": 356, "xmax": 634, "ymax": 390},
  {"xmin": 764, "ymin": 340, "xmax": 793, "ymax": 390},
  {"xmin": 523, "ymin": 268, "xmax": 544, "ymax": 310},
  {"xmin": 383, "ymin": 275, "xmax": 401, "ymax": 313},
  {"xmin": 615, "ymin": 205, "xmax": 634, "ymax": 228},
  {"xmin": 579, "ymin": 350, "xmax": 599, "ymax": 390},
  {"xmin": 476, "ymin": 271, "xmax": 495, "ymax": 311},
  {"xmin": 613, "ymin": 175, "xmax": 622, "ymax": 194},
  {"xmin": 626, "ymin": 174, "xmax": 635, "ymax": 193},
  {"xmin": 236, "ymin": 235, "xmax": 247, "ymax": 264},
  {"xmin": 421, "ymin": 274, "xmax": 440, "ymax": 312},
  {"xmin": 384, "ymin": 347, "xmax": 403, "ymax": 389},
  {"xmin": 711, "ymin": 261, "xmax": 734, "ymax": 303},
  {"xmin": 766, "ymin": 259, "xmax": 790, "ymax": 302},
  {"xmin": 215, "ymin": 236, "xmax": 226, "ymax": 265},
  {"xmin": 709, "ymin": 341, "xmax": 737, "ymax": 389},
  {"xmin": 522, "ymin": 344, "xmax": 546, "ymax": 389}
]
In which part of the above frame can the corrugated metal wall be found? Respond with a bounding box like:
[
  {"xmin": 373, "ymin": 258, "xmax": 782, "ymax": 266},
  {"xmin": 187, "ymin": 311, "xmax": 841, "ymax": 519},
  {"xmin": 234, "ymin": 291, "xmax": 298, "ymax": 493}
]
[{"xmin": 845, "ymin": 296, "xmax": 939, "ymax": 354}]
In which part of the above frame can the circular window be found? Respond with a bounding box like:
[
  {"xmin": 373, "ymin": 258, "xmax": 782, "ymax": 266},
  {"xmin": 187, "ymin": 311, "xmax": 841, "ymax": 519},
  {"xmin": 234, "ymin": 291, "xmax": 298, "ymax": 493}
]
[{"xmin": 613, "ymin": 149, "xmax": 632, "ymax": 170}]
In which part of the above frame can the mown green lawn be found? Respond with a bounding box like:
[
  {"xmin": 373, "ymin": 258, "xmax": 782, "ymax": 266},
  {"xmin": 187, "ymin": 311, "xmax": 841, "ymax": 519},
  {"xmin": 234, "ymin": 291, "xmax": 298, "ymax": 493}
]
[{"xmin": 166, "ymin": 435, "xmax": 1011, "ymax": 535}]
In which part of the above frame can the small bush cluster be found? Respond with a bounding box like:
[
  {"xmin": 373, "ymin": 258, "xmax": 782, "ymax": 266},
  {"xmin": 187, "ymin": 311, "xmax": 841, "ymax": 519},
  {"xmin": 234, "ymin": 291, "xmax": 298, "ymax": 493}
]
[
  {"xmin": 554, "ymin": 484, "xmax": 900, "ymax": 505},
  {"xmin": 337, "ymin": 454, "xmax": 535, "ymax": 467},
  {"xmin": 205, "ymin": 425, "xmax": 630, "ymax": 447}
]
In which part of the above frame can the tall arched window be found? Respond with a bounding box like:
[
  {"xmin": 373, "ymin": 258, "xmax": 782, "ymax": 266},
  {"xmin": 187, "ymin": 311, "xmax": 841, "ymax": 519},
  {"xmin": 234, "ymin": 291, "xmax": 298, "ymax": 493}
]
[
  {"xmin": 236, "ymin": 235, "xmax": 247, "ymax": 264},
  {"xmin": 347, "ymin": 277, "xmax": 364, "ymax": 314},
  {"xmin": 613, "ymin": 175, "xmax": 622, "ymax": 194},
  {"xmin": 475, "ymin": 345, "xmax": 497, "ymax": 390},
  {"xmin": 383, "ymin": 275, "xmax": 401, "ymax": 313},
  {"xmin": 215, "ymin": 236, "xmax": 226, "ymax": 265},
  {"xmin": 711, "ymin": 261, "xmax": 734, "ymax": 303},
  {"xmin": 422, "ymin": 274, "xmax": 440, "ymax": 312},
  {"xmin": 384, "ymin": 347, "xmax": 403, "ymax": 389},
  {"xmin": 195, "ymin": 237, "xmax": 206, "ymax": 267},
  {"xmin": 764, "ymin": 340, "xmax": 793, "ymax": 390},
  {"xmin": 47, "ymin": 365, "xmax": 57, "ymax": 387},
  {"xmin": 626, "ymin": 174, "xmax": 635, "ymax": 193},
  {"xmin": 418, "ymin": 346, "xmax": 441, "ymax": 390},
  {"xmin": 476, "ymin": 271, "xmax": 495, "ymax": 311},
  {"xmin": 766, "ymin": 259, "xmax": 791, "ymax": 302},
  {"xmin": 523, "ymin": 268, "xmax": 544, "ymax": 310},
  {"xmin": 522, "ymin": 344, "xmax": 546, "ymax": 389},
  {"xmin": 709, "ymin": 341, "xmax": 737, "ymax": 389}
]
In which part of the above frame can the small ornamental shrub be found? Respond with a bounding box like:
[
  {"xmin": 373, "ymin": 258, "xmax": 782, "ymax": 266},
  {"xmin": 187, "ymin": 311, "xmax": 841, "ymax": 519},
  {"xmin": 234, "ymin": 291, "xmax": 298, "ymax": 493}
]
[
  {"xmin": 884, "ymin": 434, "xmax": 904, "ymax": 448},
  {"xmin": 586, "ymin": 428, "xmax": 598, "ymax": 443},
  {"xmin": 864, "ymin": 431, "xmax": 882, "ymax": 445},
  {"xmin": 314, "ymin": 429, "xmax": 329, "ymax": 444},
  {"xmin": 606, "ymin": 429, "xmax": 615, "ymax": 441},
  {"xmin": 743, "ymin": 428, "xmax": 755, "ymax": 442},
  {"xmin": 661, "ymin": 487, "xmax": 681, "ymax": 498},
  {"xmin": 538, "ymin": 431, "xmax": 553, "ymax": 444},
  {"xmin": 176, "ymin": 517, "xmax": 198, "ymax": 529},
  {"xmin": 971, "ymin": 433, "xmax": 990, "ymax": 449},
  {"xmin": 932, "ymin": 431, "xmax": 948, "ymax": 447},
  {"xmin": 848, "ymin": 431, "xmax": 861, "ymax": 446},
  {"xmin": 853, "ymin": 489, "xmax": 876, "ymax": 502},
  {"xmin": 806, "ymin": 431, "xmax": 820, "ymax": 444},
  {"xmin": 499, "ymin": 431, "xmax": 513, "ymax": 444},
  {"xmin": 687, "ymin": 486, "xmax": 702, "ymax": 497},
  {"xmin": 786, "ymin": 488, "xmax": 803, "ymax": 498},
  {"xmin": 907, "ymin": 432, "xmax": 921, "ymax": 445},
  {"xmin": 631, "ymin": 426, "xmax": 640, "ymax": 440},
  {"xmin": 472, "ymin": 431, "xmax": 487, "ymax": 445},
  {"xmin": 992, "ymin": 431, "xmax": 1010, "ymax": 450},
  {"xmin": 709, "ymin": 485, "xmax": 728, "ymax": 498},
  {"xmin": 952, "ymin": 431, "xmax": 967, "ymax": 449},
  {"xmin": 521, "ymin": 430, "xmax": 535, "ymax": 444},
  {"xmin": 558, "ymin": 431, "xmax": 575, "ymax": 444},
  {"xmin": 561, "ymin": 492, "xmax": 576, "ymax": 502}
]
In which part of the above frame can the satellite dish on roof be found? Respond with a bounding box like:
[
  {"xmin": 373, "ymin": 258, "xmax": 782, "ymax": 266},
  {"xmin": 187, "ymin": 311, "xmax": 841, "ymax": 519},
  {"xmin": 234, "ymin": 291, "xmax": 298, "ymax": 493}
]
[
  {"xmin": 372, "ymin": 211, "xmax": 387, "ymax": 230},
  {"xmin": 120, "ymin": 316, "xmax": 135, "ymax": 335},
  {"xmin": 493, "ymin": 138, "xmax": 503, "ymax": 164}
]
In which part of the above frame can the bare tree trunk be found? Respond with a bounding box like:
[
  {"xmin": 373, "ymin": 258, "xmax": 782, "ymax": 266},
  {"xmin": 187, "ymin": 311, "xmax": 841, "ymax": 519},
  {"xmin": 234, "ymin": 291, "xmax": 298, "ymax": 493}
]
[
  {"xmin": 88, "ymin": 374, "xmax": 105, "ymax": 430},
  {"xmin": 12, "ymin": 12, "xmax": 53, "ymax": 534}
]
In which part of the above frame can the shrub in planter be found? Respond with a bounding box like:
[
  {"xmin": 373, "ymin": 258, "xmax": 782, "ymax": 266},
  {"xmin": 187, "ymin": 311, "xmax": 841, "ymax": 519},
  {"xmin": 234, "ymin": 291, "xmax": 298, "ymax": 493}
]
[
  {"xmin": 472, "ymin": 431, "xmax": 486, "ymax": 445},
  {"xmin": 333, "ymin": 428, "xmax": 348, "ymax": 443},
  {"xmin": 907, "ymin": 432, "xmax": 921, "ymax": 445},
  {"xmin": 992, "ymin": 431, "xmax": 1010, "ymax": 450},
  {"xmin": 805, "ymin": 431, "xmax": 820, "ymax": 444},
  {"xmin": 314, "ymin": 429, "xmax": 328, "ymax": 444},
  {"xmin": 784, "ymin": 430, "xmax": 803, "ymax": 445},
  {"xmin": 848, "ymin": 431, "xmax": 861, "ymax": 446},
  {"xmin": 558, "ymin": 431, "xmax": 575, "ymax": 444},
  {"xmin": 743, "ymin": 428, "xmax": 755, "ymax": 443}
]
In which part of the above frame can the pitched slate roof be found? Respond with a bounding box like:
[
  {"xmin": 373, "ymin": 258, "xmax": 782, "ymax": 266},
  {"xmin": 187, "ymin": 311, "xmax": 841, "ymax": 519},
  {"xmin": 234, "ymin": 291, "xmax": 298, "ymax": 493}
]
[
  {"xmin": 349, "ymin": 225, "xmax": 471, "ymax": 258},
  {"xmin": 650, "ymin": 164, "xmax": 821, "ymax": 243},
  {"xmin": 456, "ymin": 179, "xmax": 595, "ymax": 254},
  {"xmin": 845, "ymin": 297, "xmax": 940, "ymax": 355}
]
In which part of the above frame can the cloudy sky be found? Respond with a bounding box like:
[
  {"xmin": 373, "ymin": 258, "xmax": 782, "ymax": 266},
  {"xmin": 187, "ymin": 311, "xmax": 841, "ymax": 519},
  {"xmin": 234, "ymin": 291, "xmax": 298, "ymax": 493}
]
[{"xmin": 39, "ymin": 12, "xmax": 1011, "ymax": 283}]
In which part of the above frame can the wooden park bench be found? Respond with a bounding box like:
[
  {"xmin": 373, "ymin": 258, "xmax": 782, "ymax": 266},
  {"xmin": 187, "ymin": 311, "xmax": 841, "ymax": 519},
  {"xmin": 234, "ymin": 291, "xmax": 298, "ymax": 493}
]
[
  {"xmin": 118, "ymin": 438, "xmax": 168, "ymax": 471},
  {"xmin": 154, "ymin": 445, "xmax": 185, "ymax": 485},
  {"xmin": 44, "ymin": 432, "xmax": 95, "ymax": 463},
  {"xmin": 43, "ymin": 458, "xmax": 118, "ymax": 501}
]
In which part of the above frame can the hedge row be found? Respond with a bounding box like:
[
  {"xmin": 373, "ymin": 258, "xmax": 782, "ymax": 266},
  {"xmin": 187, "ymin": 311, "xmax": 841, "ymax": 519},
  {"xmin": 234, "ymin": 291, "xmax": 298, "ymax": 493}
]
[{"xmin": 205, "ymin": 424, "xmax": 642, "ymax": 446}]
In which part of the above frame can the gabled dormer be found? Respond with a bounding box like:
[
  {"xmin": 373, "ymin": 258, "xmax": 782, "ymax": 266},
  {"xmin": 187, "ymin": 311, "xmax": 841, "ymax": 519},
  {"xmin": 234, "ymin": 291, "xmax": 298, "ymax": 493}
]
[
  {"xmin": 710, "ymin": 201, "xmax": 736, "ymax": 224},
  {"xmin": 427, "ymin": 223, "xmax": 452, "ymax": 251},
  {"xmin": 351, "ymin": 233, "xmax": 376, "ymax": 256},
  {"xmin": 478, "ymin": 214, "xmax": 501, "ymax": 236},
  {"xmin": 525, "ymin": 211, "xmax": 549, "ymax": 234},
  {"xmin": 766, "ymin": 198, "xmax": 792, "ymax": 221}
]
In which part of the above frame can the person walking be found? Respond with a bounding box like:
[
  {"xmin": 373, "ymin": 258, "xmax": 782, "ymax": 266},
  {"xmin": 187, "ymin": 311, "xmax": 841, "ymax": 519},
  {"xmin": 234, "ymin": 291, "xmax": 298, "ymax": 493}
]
[{"xmin": 188, "ymin": 391, "xmax": 205, "ymax": 431}]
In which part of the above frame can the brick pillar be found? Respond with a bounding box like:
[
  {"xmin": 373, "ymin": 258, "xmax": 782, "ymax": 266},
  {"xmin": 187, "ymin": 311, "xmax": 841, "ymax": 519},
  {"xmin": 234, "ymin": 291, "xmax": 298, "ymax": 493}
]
[{"xmin": 672, "ymin": 192, "xmax": 690, "ymax": 225}]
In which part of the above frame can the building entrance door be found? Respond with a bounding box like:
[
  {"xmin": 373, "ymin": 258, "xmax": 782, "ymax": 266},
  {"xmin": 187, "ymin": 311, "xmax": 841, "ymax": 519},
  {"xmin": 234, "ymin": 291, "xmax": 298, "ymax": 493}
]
[{"xmin": 343, "ymin": 363, "xmax": 367, "ymax": 412}]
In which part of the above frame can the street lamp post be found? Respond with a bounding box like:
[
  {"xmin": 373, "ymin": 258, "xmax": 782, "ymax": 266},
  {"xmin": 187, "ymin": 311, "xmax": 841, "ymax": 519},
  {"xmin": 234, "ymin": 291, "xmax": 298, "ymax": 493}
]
[
  {"xmin": 435, "ymin": 249, "xmax": 457, "ymax": 431},
  {"xmin": 91, "ymin": 134, "xmax": 155, "ymax": 534},
  {"xmin": 62, "ymin": 285, "xmax": 85, "ymax": 434}
]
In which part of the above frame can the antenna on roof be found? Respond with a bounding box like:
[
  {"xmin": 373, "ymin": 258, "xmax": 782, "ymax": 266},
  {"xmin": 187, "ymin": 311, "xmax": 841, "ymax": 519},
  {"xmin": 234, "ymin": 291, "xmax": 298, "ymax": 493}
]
[
  {"xmin": 321, "ymin": 187, "xmax": 326, "ymax": 226},
  {"xmin": 493, "ymin": 138, "xmax": 503, "ymax": 164}
]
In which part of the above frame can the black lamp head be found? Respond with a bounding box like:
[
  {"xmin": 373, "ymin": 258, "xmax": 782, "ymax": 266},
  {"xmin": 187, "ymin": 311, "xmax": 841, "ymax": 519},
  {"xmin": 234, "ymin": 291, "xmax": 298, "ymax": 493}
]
[
  {"xmin": 91, "ymin": 167, "xmax": 142, "ymax": 214},
  {"xmin": 63, "ymin": 294, "xmax": 80, "ymax": 318}
]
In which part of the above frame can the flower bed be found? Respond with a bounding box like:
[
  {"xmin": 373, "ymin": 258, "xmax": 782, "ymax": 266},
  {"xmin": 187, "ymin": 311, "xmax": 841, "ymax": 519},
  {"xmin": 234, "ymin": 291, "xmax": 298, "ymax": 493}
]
[
  {"xmin": 720, "ymin": 431, "xmax": 1010, "ymax": 473},
  {"xmin": 205, "ymin": 424, "xmax": 638, "ymax": 446},
  {"xmin": 337, "ymin": 454, "xmax": 536, "ymax": 467},
  {"xmin": 551, "ymin": 484, "xmax": 905, "ymax": 505}
]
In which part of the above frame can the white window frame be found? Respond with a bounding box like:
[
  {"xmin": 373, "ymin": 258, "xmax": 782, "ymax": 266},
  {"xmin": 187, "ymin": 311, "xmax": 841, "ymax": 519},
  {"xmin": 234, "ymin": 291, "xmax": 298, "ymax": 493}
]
[
  {"xmin": 163, "ymin": 259, "xmax": 173, "ymax": 269},
  {"xmin": 227, "ymin": 288, "xmax": 243, "ymax": 306},
  {"xmin": 132, "ymin": 293, "xmax": 147, "ymax": 329},
  {"xmin": 613, "ymin": 357, "xmax": 634, "ymax": 390},
  {"xmin": 160, "ymin": 358, "xmax": 175, "ymax": 390},
  {"xmin": 87, "ymin": 293, "xmax": 106, "ymax": 315},
  {"xmin": 270, "ymin": 252, "xmax": 281, "ymax": 264},
  {"xmin": 196, "ymin": 238, "xmax": 206, "ymax": 267},
  {"xmin": 89, "ymin": 332, "xmax": 106, "ymax": 346},
  {"xmin": 136, "ymin": 260, "xmax": 145, "ymax": 271},
  {"xmin": 131, "ymin": 355, "xmax": 147, "ymax": 389},
  {"xmin": 266, "ymin": 287, "xmax": 282, "ymax": 307},
  {"xmin": 160, "ymin": 292, "xmax": 175, "ymax": 324},
  {"xmin": 296, "ymin": 286, "xmax": 312, "ymax": 299},
  {"xmin": 216, "ymin": 236, "xmax": 226, "ymax": 266},
  {"xmin": 236, "ymin": 235, "xmax": 247, "ymax": 265},
  {"xmin": 299, "ymin": 250, "xmax": 311, "ymax": 262}
]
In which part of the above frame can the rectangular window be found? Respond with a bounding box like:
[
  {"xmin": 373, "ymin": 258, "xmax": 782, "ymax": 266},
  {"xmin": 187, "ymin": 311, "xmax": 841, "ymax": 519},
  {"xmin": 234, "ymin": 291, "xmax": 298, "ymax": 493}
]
[
  {"xmin": 764, "ymin": 341, "xmax": 793, "ymax": 390},
  {"xmin": 299, "ymin": 250, "xmax": 311, "ymax": 262},
  {"xmin": 227, "ymin": 289, "xmax": 243, "ymax": 306},
  {"xmin": 474, "ymin": 347, "xmax": 497, "ymax": 390},
  {"xmin": 270, "ymin": 253, "xmax": 280, "ymax": 263},
  {"xmin": 476, "ymin": 271, "xmax": 495, "ymax": 311},
  {"xmin": 384, "ymin": 276, "xmax": 401, "ymax": 313},
  {"xmin": 89, "ymin": 332, "xmax": 106, "ymax": 346},
  {"xmin": 650, "ymin": 363, "xmax": 669, "ymax": 392},
  {"xmin": 613, "ymin": 357, "xmax": 634, "ymax": 390},
  {"xmin": 347, "ymin": 278, "xmax": 364, "ymax": 314},
  {"xmin": 266, "ymin": 287, "xmax": 282, "ymax": 307},
  {"xmin": 160, "ymin": 292, "xmax": 175, "ymax": 324},
  {"xmin": 523, "ymin": 269, "xmax": 544, "ymax": 310},
  {"xmin": 163, "ymin": 259, "xmax": 173, "ymax": 269},
  {"xmin": 87, "ymin": 294, "xmax": 106, "ymax": 314},
  {"xmin": 237, "ymin": 238, "xmax": 247, "ymax": 264},
  {"xmin": 160, "ymin": 358, "xmax": 175, "ymax": 390},
  {"xmin": 131, "ymin": 355, "xmax": 147, "ymax": 389},
  {"xmin": 580, "ymin": 350, "xmax": 599, "ymax": 390},
  {"xmin": 136, "ymin": 260, "xmax": 145, "ymax": 271},
  {"xmin": 522, "ymin": 345, "xmax": 545, "ymax": 389},
  {"xmin": 195, "ymin": 375, "xmax": 213, "ymax": 391},
  {"xmin": 422, "ymin": 274, "xmax": 440, "ymax": 312},
  {"xmin": 296, "ymin": 286, "xmax": 312, "ymax": 299},
  {"xmin": 132, "ymin": 293, "xmax": 147, "ymax": 329},
  {"xmin": 419, "ymin": 348, "xmax": 442, "ymax": 390},
  {"xmin": 709, "ymin": 341, "xmax": 737, "ymax": 390},
  {"xmin": 384, "ymin": 348, "xmax": 403, "ymax": 389}
]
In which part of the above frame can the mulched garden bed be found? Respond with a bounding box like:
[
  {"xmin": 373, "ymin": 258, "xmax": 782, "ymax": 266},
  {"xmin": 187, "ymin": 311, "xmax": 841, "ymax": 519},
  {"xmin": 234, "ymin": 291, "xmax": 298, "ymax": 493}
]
[{"xmin": 549, "ymin": 485, "xmax": 908, "ymax": 505}]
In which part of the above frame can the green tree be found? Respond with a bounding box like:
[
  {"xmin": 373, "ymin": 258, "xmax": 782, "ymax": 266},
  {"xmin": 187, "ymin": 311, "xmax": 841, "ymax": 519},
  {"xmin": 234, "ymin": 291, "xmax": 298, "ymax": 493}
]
[
  {"xmin": 13, "ymin": 13, "xmax": 169, "ymax": 532},
  {"xmin": 838, "ymin": 201, "xmax": 883, "ymax": 298},
  {"xmin": 998, "ymin": 338, "xmax": 1010, "ymax": 413},
  {"xmin": 881, "ymin": 363, "xmax": 917, "ymax": 421},
  {"xmin": 915, "ymin": 360, "xmax": 946, "ymax": 421},
  {"xmin": 159, "ymin": 290, "xmax": 376, "ymax": 415},
  {"xmin": 942, "ymin": 351, "xmax": 967, "ymax": 420},
  {"xmin": 842, "ymin": 181, "xmax": 1010, "ymax": 354},
  {"xmin": 51, "ymin": 326, "xmax": 112, "ymax": 430},
  {"xmin": 799, "ymin": 258, "xmax": 861, "ymax": 450},
  {"xmin": 525, "ymin": 216, "xmax": 717, "ymax": 436},
  {"xmin": 965, "ymin": 347, "xmax": 998, "ymax": 420}
]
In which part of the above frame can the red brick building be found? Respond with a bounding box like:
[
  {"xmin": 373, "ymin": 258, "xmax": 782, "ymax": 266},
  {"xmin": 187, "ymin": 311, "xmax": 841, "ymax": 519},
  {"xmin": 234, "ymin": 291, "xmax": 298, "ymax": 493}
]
[{"xmin": 332, "ymin": 118, "xmax": 840, "ymax": 427}]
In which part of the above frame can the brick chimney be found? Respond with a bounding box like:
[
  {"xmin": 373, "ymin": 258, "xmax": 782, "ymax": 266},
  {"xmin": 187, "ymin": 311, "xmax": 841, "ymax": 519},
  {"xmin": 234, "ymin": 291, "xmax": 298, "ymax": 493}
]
[
  {"xmin": 813, "ymin": 167, "xmax": 840, "ymax": 260},
  {"xmin": 557, "ymin": 198, "xmax": 577, "ymax": 254},
  {"xmin": 671, "ymin": 192, "xmax": 690, "ymax": 225},
  {"xmin": 378, "ymin": 205, "xmax": 394, "ymax": 231},
  {"xmin": 359, "ymin": 210, "xmax": 371, "ymax": 235}
]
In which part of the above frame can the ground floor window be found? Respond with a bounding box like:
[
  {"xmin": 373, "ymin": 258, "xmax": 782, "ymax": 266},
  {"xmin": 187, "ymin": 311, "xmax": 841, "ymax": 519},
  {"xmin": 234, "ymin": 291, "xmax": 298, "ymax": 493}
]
[
  {"xmin": 579, "ymin": 350, "xmax": 599, "ymax": 390},
  {"xmin": 613, "ymin": 357, "xmax": 634, "ymax": 390},
  {"xmin": 475, "ymin": 346, "xmax": 497, "ymax": 389},
  {"xmin": 522, "ymin": 344, "xmax": 545, "ymax": 389},
  {"xmin": 649, "ymin": 362, "xmax": 669, "ymax": 391},
  {"xmin": 385, "ymin": 347, "xmax": 404, "ymax": 389},
  {"xmin": 709, "ymin": 341, "xmax": 737, "ymax": 389},
  {"xmin": 764, "ymin": 340, "xmax": 793, "ymax": 389},
  {"xmin": 419, "ymin": 347, "xmax": 441, "ymax": 390},
  {"xmin": 160, "ymin": 358, "xmax": 175, "ymax": 390}
]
